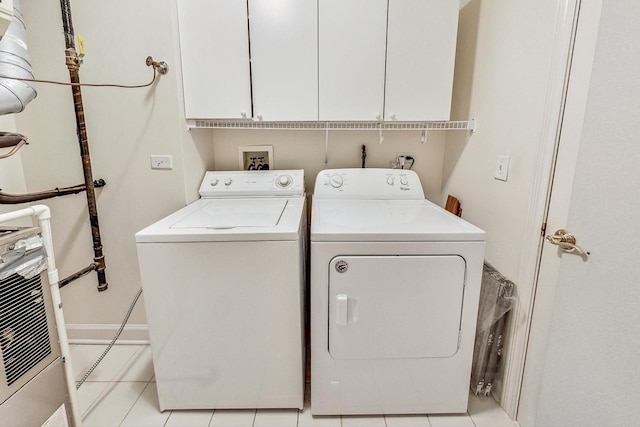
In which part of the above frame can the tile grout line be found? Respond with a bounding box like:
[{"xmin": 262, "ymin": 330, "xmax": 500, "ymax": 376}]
[
  {"xmin": 117, "ymin": 381, "xmax": 153, "ymax": 427},
  {"xmin": 79, "ymin": 381, "xmax": 112, "ymax": 421}
]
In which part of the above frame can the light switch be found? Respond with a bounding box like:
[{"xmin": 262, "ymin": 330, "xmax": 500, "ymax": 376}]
[{"xmin": 494, "ymin": 155, "xmax": 510, "ymax": 181}]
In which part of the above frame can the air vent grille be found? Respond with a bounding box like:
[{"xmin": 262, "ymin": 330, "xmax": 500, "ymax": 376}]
[{"xmin": 0, "ymin": 273, "xmax": 52, "ymax": 386}]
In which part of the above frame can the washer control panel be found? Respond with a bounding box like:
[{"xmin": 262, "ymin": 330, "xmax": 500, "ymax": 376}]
[
  {"xmin": 199, "ymin": 170, "xmax": 304, "ymax": 198},
  {"xmin": 314, "ymin": 168, "xmax": 425, "ymax": 199}
]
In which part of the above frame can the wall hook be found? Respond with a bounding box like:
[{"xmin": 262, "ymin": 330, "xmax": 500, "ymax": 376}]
[
  {"xmin": 324, "ymin": 127, "xmax": 329, "ymax": 165},
  {"xmin": 420, "ymin": 129, "xmax": 428, "ymax": 144}
]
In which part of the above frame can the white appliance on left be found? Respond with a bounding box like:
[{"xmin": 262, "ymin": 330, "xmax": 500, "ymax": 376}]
[
  {"xmin": 136, "ymin": 170, "xmax": 307, "ymax": 411},
  {"xmin": 0, "ymin": 206, "xmax": 80, "ymax": 427}
]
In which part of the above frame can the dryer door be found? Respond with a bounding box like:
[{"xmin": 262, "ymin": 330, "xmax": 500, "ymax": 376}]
[{"xmin": 328, "ymin": 255, "xmax": 466, "ymax": 359}]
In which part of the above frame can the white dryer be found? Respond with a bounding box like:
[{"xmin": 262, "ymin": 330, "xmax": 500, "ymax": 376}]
[
  {"xmin": 310, "ymin": 168, "xmax": 485, "ymax": 415},
  {"xmin": 135, "ymin": 170, "xmax": 306, "ymax": 410}
]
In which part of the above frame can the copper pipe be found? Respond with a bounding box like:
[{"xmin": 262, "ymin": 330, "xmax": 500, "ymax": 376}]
[
  {"xmin": 59, "ymin": 0, "xmax": 108, "ymax": 292},
  {"xmin": 0, "ymin": 132, "xmax": 27, "ymax": 148},
  {"xmin": 0, "ymin": 132, "xmax": 28, "ymax": 159},
  {"xmin": 0, "ymin": 184, "xmax": 86, "ymax": 204},
  {"xmin": 0, "ymin": 179, "xmax": 105, "ymax": 204},
  {"xmin": 58, "ymin": 263, "xmax": 98, "ymax": 288}
]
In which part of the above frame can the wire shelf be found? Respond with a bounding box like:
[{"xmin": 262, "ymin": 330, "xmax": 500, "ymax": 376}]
[{"xmin": 187, "ymin": 119, "xmax": 476, "ymax": 132}]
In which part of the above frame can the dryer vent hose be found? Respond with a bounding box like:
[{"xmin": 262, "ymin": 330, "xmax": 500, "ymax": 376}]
[{"xmin": 0, "ymin": 0, "xmax": 37, "ymax": 115}]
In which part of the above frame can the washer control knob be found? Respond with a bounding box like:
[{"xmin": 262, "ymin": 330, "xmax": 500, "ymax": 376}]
[
  {"xmin": 400, "ymin": 177, "xmax": 408, "ymax": 186},
  {"xmin": 224, "ymin": 178, "xmax": 233, "ymax": 186},
  {"xmin": 330, "ymin": 174, "xmax": 344, "ymax": 188},
  {"xmin": 277, "ymin": 175, "xmax": 292, "ymax": 188},
  {"xmin": 386, "ymin": 176, "xmax": 395, "ymax": 186},
  {"xmin": 210, "ymin": 178, "xmax": 219, "ymax": 187}
]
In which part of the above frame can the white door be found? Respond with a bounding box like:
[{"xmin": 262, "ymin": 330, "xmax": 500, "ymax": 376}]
[{"xmin": 520, "ymin": 2, "xmax": 640, "ymax": 426}]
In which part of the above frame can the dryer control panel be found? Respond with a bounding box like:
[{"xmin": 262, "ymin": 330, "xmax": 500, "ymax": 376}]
[
  {"xmin": 199, "ymin": 169, "xmax": 304, "ymax": 198},
  {"xmin": 314, "ymin": 168, "xmax": 425, "ymax": 199}
]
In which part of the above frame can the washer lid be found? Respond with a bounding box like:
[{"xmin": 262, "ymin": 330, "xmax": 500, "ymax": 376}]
[
  {"xmin": 135, "ymin": 197, "xmax": 305, "ymax": 243},
  {"xmin": 311, "ymin": 199, "xmax": 485, "ymax": 242},
  {"xmin": 171, "ymin": 199, "xmax": 287, "ymax": 229}
]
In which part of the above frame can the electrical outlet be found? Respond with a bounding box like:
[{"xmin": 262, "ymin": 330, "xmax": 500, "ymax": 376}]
[
  {"xmin": 494, "ymin": 155, "xmax": 510, "ymax": 181},
  {"xmin": 150, "ymin": 155, "xmax": 173, "ymax": 170}
]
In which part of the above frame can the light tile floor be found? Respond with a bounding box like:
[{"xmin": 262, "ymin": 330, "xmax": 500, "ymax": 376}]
[{"xmin": 70, "ymin": 344, "xmax": 517, "ymax": 427}]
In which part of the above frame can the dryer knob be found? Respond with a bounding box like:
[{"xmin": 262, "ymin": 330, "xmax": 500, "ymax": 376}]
[
  {"xmin": 210, "ymin": 179, "xmax": 219, "ymax": 186},
  {"xmin": 224, "ymin": 178, "xmax": 233, "ymax": 186},
  {"xmin": 400, "ymin": 177, "xmax": 408, "ymax": 186},
  {"xmin": 386, "ymin": 176, "xmax": 395, "ymax": 186}
]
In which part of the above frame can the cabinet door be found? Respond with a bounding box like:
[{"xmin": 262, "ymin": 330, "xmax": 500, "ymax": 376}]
[
  {"xmin": 177, "ymin": 0, "xmax": 251, "ymax": 119},
  {"xmin": 250, "ymin": 0, "xmax": 317, "ymax": 121},
  {"xmin": 319, "ymin": 0, "xmax": 387, "ymax": 121},
  {"xmin": 385, "ymin": 0, "xmax": 459, "ymax": 121}
]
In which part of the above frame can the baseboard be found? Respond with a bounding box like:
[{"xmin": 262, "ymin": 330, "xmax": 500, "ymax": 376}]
[{"xmin": 66, "ymin": 323, "xmax": 149, "ymax": 343}]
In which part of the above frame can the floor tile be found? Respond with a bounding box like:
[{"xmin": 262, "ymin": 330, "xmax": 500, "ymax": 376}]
[
  {"xmin": 385, "ymin": 414, "xmax": 432, "ymax": 426},
  {"xmin": 253, "ymin": 408, "xmax": 299, "ymax": 427},
  {"xmin": 209, "ymin": 409, "xmax": 256, "ymax": 427},
  {"xmin": 75, "ymin": 381, "xmax": 110, "ymax": 416},
  {"xmin": 164, "ymin": 409, "xmax": 214, "ymax": 427},
  {"xmin": 77, "ymin": 345, "xmax": 140, "ymax": 382},
  {"xmin": 120, "ymin": 382, "xmax": 171, "ymax": 427},
  {"xmin": 467, "ymin": 395, "xmax": 517, "ymax": 427},
  {"xmin": 70, "ymin": 345, "xmax": 517, "ymax": 427},
  {"xmin": 69, "ymin": 344, "xmax": 108, "ymax": 380},
  {"xmin": 114, "ymin": 345, "xmax": 155, "ymax": 382},
  {"xmin": 297, "ymin": 401, "xmax": 341, "ymax": 427},
  {"xmin": 342, "ymin": 414, "xmax": 386, "ymax": 427},
  {"xmin": 81, "ymin": 382, "xmax": 146, "ymax": 427},
  {"xmin": 427, "ymin": 413, "xmax": 475, "ymax": 427}
]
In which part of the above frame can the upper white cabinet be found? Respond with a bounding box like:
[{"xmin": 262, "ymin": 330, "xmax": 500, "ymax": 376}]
[
  {"xmin": 385, "ymin": 0, "xmax": 459, "ymax": 121},
  {"xmin": 177, "ymin": 1, "xmax": 251, "ymax": 119},
  {"xmin": 177, "ymin": 0, "xmax": 317, "ymax": 121},
  {"xmin": 250, "ymin": 0, "xmax": 317, "ymax": 121},
  {"xmin": 318, "ymin": 0, "xmax": 387, "ymax": 121},
  {"xmin": 319, "ymin": 0, "xmax": 459, "ymax": 121},
  {"xmin": 177, "ymin": 0, "xmax": 459, "ymax": 122}
]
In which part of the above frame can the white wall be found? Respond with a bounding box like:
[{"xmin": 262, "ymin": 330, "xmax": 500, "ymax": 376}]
[
  {"xmin": 15, "ymin": 0, "xmax": 214, "ymax": 334},
  {"xmin": 444, "ymin": 0, "xmax": 561, "ymax": 279},
  {"xmin": 442, "ymin": 1, "xmax": 571, "ymax": 409},
  {"xmin": 211, "ymin": 129, "xmax": 447, "ymax": 202}
]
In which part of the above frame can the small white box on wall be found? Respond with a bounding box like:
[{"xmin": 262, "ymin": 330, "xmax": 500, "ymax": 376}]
[{"xmin": 238, "ymin": 145, "xmax": 274, "ymax": 170}]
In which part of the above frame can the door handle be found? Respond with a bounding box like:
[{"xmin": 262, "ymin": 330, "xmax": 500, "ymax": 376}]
[
  {"xmin": 545, "ymin": 229, "xmax": 589, "ymax": 255},
  {"xmin": 336, "ymin": 294, "xmax": 348, "ymax": 326}
]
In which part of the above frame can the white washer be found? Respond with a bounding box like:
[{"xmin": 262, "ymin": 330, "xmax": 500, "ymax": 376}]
[
  {"xmin": 310, "ymin": 168, "xmax": 485, "ymax": 415},
  {"xmin": 135, "ymin": 170, "xmax": 306, "ymax": 411}
]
